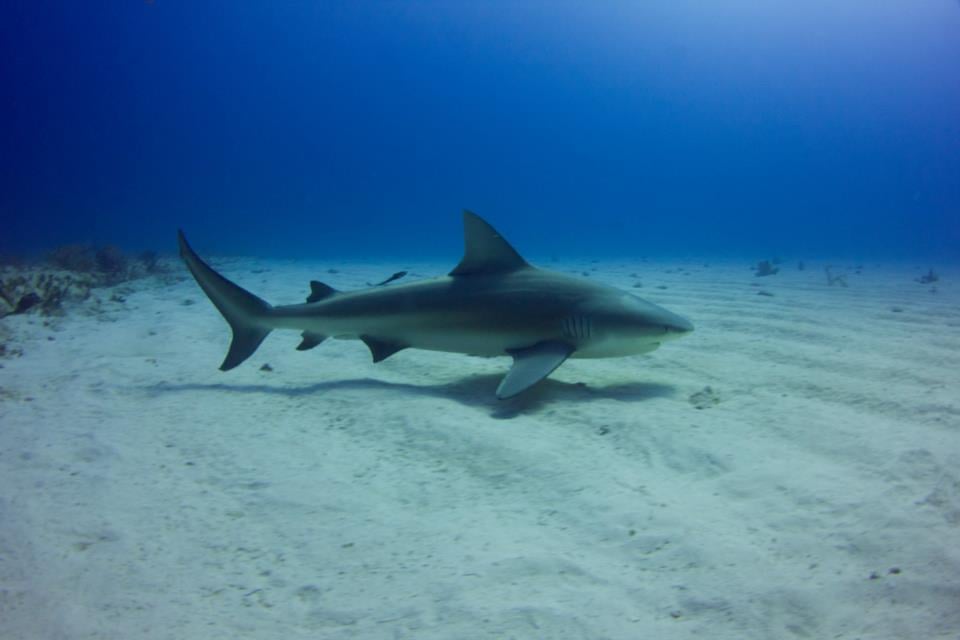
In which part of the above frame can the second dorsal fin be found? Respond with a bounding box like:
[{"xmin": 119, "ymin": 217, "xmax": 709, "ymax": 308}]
[
  {"xmin": 306, "ymin": 280, "xmax": 339, "ymax": 303},
  {"xmin": 449, "ymin": 210, "xmax": 529, "ymax": 276}
]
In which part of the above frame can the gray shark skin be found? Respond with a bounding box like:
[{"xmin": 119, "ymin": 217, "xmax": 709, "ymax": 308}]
[{"xmin": 178, "ymin": 211, "xmax": 693, "ymax": 399}]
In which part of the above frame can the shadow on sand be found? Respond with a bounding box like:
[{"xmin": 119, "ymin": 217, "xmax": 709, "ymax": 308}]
[{"xmin": 148, "ymin": 374, "xmax": 675, "ymax": 419}]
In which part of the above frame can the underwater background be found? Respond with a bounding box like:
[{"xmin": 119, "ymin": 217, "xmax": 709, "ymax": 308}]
[
  {"xmin": 4, "ymin": 4, "xmax": 960, "ymax": 639},
  {"xmin": 2, "ymin": 1, "xmax": 958, "ymax": 263}
]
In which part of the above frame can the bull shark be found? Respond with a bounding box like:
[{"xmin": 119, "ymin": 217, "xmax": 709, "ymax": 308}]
[{"xmin": 178, "ymin": 211, "xmax": 693, "ymax": 399}]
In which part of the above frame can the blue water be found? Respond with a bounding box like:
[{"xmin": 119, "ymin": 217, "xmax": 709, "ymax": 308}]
[{"xmin": 2, "ymin": 2, "xmax": 958, "ymax": 262}]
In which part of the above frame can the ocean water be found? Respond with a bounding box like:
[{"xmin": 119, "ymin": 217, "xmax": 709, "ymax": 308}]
[
  {"xmin": 2, "ymin": 2, "xmax": 958, "ymax": 262},
  {"xmin": 2, "ymin": 3, "xmax": 960, "ymax": 639}
]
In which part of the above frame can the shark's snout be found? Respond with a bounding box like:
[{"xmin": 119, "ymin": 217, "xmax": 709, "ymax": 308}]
[
  {"xmin": 661, "ymin": 313, "xmax": 694, "ymax": 338},
  {"xmin": 669, "ymin": 315, "xmax": 694, "ymax": 334}
]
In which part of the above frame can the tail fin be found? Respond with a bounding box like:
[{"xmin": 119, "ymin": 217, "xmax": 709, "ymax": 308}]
[{"xmin": 178, "ymin": 230, "xmax": 273, "ymax": 371}]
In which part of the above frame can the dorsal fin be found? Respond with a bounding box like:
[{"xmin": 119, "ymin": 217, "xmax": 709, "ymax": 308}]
[
  {"xmin": 306, "ymin": 280, "xmax": 338, "ymax": 303},
  {"xmin": 449, "ymin": 210, "xmax": 529, "ymax": 276}
]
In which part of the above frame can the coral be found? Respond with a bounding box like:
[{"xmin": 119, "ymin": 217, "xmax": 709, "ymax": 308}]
[
  {"xmin": 2, "ymin": 242, "xmax": 165, "ymax": 320},
  {"xmin": 14, "ymin": 292, "xmax": 41, "ymax": 313},
  {"xmin": 0, "ymin": 253, "xmax": 25, "ymax": 267},
  {"xmin": 138, "ymin": 250, "xmax": 160, "ymax": 273},
  {"xmin": 47, "ymin": 244, "xmax": 143, "ymax": 282},
  {"xmin": 95, "ymin": 245, "xmax": 129, "ymax": 280},
  {"xmin": 48, "ymin": 244, "xmax": 96, "ymax": 272},
  {"xmin": 0, "ymin": 270, "xmax": 94, "ymax": 317}
]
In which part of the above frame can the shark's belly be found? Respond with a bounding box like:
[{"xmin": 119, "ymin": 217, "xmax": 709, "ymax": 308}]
[
  {"xmin": 573, "ymin": 341, "xmax": 660, "ymax": 358},
  {"xmin": 315, "ymin": 298, "xmax": 664, "ymax": 359},
  {"xmin": 399, "ymin": 328, "xmax": 661, "ymax": 359},
  {"xmin": 324, "ymin": 309, "xmax": 554, "ymax": 357},
  {"xmin": 388, "ymin": 319, "xmax": 548, "ymax": 357},
  {"xmin": 400, "ymin": 331, "xmax": 518, "ymax": 357},
  {"xmin": 324, "ymin": 312, "xmax": 658, "ymax": 360}
]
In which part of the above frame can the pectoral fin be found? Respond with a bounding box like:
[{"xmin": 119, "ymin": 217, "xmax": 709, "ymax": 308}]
[{"xmin": 497, "ymin": 341, "xmax": 575, "ymax": 399}]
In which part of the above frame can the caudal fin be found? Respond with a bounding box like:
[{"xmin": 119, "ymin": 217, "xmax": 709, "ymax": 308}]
[{"xmin": 178, "ymin": 230, "xmax": 273, "ymax": 370}]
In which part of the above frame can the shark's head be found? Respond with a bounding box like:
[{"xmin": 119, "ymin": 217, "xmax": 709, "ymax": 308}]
[{"xmin": 575, "ymin": 292, "xmax": 694, "ymax": 357}]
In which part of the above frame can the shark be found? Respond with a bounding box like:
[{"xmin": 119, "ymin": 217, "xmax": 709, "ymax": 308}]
[{"xmin": 178, "ymin": 211, "xmax": 693, "ymax": 399}]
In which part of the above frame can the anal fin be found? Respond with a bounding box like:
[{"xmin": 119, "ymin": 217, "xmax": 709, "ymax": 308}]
[
  {"xmin": 296, "ymin": 331, "xmax": 327, "ymax": 351},
  {"xmin": 360, "ymin": 335, "xmax": 408, "ymax": 363},
  {"xmin": 497, "ymin": 341, "xmax": 575, "ymax": 399}
]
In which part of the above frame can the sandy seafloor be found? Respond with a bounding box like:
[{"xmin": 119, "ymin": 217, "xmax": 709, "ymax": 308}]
[{"xmin": 1, "ymin": 256, "xmax": 958, "ymax": 640}]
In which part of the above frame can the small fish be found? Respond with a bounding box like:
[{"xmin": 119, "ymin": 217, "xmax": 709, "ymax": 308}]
[{"xmin": 367, "ymin": 271, "xmax": 407, "ymax": 287}]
